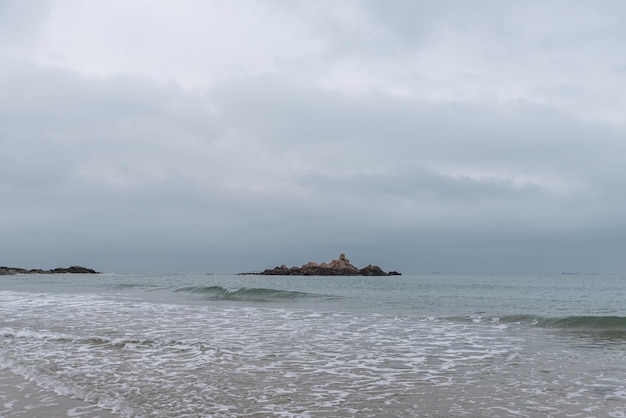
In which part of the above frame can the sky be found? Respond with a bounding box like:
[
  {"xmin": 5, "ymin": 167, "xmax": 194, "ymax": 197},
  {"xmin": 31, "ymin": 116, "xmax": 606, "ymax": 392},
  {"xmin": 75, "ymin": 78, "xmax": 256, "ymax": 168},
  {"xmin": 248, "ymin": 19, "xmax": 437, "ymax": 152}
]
[{"xmin": 2, "ymin": 1, "xmax": 626, "ymax": 274}]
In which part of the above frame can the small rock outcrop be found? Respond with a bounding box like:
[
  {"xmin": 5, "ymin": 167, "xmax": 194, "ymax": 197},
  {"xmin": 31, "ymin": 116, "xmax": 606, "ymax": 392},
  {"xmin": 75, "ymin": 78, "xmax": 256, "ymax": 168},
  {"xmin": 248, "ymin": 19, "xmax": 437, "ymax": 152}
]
[
  {"xmin": 0, "ymin": 265, "xmax": 99, "ymax": 275},
  {"xmin": 256, "ymin": 254, "xmax": 400, "ymax": 276}
]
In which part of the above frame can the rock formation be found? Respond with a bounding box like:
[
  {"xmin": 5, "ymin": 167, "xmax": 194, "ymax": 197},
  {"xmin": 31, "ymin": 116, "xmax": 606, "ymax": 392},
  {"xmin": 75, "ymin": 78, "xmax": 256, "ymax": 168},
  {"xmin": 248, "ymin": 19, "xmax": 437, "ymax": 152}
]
[
  {"xmin": 256, "ymin": 254, "xmax": 400, "ymax": 276},
  {"xmin": 0, "ymin": 266, "xmax": 99, "ymax": 275}
]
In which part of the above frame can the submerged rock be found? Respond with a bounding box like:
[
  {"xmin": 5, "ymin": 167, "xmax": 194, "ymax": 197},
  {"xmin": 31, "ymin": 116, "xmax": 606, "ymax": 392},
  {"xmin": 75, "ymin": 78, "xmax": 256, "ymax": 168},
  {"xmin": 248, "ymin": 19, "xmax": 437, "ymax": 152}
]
[
  {"xmin": 0, "ymin": 265, "xmax": 99, "ymax": 275},
  {"xmin": 255, "ymin": 253, "xmax": 400, "ymax": 276}
]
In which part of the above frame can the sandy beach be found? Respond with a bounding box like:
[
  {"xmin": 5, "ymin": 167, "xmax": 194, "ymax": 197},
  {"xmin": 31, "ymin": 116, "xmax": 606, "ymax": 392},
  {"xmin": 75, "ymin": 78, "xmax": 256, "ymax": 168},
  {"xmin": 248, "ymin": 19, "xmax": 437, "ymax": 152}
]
[{"xmin": 0, "ymin": 368, "xmax": 116, "ymax": 418}]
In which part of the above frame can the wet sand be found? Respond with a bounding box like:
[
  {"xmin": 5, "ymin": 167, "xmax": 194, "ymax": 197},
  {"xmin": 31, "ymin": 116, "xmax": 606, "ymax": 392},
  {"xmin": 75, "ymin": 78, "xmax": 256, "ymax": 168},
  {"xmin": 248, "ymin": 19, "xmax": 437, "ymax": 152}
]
[{"xmin": 0, "ymin": 368, "xmax": 116, "ymax": 418}]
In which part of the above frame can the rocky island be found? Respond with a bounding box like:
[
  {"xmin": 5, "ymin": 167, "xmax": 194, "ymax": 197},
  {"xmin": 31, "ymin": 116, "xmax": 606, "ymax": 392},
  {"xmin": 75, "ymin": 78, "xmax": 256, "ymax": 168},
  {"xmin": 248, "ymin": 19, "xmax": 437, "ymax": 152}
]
[
  {"xmin": 255, "ymin": 253, "xmax": 400, "ymax": 276},
  {"xmin": 0, "ymin": 266, "xmax": 99, "ymax": 275}
]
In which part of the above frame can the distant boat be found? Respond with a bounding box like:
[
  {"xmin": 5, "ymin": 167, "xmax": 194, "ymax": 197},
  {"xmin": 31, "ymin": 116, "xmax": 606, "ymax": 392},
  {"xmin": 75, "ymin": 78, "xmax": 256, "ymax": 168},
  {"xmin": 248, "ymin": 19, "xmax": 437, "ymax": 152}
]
[{"xmin": 561, "ymin": 272, "xmax": 579, "ymax": 275}]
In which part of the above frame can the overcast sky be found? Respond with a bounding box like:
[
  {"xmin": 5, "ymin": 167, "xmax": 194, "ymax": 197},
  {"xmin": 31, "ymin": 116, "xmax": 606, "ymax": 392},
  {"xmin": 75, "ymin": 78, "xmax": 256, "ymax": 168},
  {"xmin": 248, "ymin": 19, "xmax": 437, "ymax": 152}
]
[{"xmin": 2, "ymin": 1, "xmax": 626, "ymax": 273}]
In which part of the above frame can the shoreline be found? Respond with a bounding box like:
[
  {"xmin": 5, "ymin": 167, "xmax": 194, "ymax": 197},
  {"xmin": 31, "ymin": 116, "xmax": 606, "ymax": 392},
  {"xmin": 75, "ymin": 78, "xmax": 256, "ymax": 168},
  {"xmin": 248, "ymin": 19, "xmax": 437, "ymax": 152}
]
[{"xmin": 0, "ymin": 367, "xmax": 116, "ymax": 417}]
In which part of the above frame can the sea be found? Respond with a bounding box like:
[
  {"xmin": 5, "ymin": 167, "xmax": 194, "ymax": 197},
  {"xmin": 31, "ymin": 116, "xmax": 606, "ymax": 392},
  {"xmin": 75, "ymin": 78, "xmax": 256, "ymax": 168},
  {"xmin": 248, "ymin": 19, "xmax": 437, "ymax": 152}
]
[{"xmin": 1, "ymin": 272, "xmax": 626, "ymax": 417}]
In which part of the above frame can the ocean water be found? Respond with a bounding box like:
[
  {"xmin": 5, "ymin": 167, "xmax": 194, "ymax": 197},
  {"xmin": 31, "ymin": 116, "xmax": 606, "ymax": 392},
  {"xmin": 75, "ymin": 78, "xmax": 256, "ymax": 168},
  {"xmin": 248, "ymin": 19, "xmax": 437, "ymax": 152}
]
[{"xmin": 1, "ymin": 272, "xmax": 626, "ymax": 417}]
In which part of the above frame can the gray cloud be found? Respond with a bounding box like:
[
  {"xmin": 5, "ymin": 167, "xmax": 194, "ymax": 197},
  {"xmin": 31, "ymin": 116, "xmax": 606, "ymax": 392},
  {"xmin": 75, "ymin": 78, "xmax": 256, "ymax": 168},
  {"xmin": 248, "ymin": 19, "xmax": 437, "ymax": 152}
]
[
  {"xmin": 0, "ymin": 0, "xmax": 51, "ymax": 44},
  {"xmin": 1, "ymin": 1, "xmax": 626, "ymax": 273}
]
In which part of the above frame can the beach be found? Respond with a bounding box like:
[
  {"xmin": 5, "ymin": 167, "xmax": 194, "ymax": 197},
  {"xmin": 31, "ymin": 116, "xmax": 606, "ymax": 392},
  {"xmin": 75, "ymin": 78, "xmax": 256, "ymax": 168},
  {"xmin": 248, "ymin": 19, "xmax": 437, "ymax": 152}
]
[
  {"xmin": 0, "ymin": 367, "xmax": 115, "ymax": 417},
  {"xmin": 1, "ymin": 272, "xmax": 625, "ymax": 417}
]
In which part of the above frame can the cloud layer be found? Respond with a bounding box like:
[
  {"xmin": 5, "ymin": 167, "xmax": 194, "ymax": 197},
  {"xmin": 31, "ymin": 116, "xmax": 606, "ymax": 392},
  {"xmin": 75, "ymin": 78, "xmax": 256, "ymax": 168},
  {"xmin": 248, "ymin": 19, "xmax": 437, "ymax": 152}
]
[{"xmin": 2, "ymin": 1, "xmax": 626, "ymax": 273}]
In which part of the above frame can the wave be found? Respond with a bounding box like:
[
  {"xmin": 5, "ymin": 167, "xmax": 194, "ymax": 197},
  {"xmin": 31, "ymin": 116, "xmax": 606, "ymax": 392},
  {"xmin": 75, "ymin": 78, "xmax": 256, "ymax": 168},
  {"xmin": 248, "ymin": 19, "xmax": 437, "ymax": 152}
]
[
  {"xmin": 0, "ymin": 327, "xmax": 212, "ymax": 359},
  {"xmin": 173, "ymin": 286, "xmax": 329, "ymax": 302},
  {"xmin": 496, "ymin": 315, "xmax": 626, "ymax": 331}
]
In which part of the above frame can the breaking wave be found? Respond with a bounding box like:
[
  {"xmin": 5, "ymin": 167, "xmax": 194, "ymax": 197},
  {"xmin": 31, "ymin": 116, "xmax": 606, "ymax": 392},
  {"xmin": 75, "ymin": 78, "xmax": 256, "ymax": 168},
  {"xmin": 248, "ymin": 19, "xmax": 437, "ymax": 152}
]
[
  {"xmin": 174, "ymin": 286, "xmax": 329, "ymax": 302},
  {"xmin": 496, "ymin": 315, "xmax": 626, "ymax": 331}
]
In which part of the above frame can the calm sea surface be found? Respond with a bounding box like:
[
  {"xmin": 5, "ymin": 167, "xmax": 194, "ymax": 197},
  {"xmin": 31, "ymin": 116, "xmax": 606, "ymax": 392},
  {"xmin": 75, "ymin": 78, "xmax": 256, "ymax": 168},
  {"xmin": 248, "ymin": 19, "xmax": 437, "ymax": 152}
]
[{"xmin": 1, "ymin": 273, "xmax": 626, "ymax": 417}]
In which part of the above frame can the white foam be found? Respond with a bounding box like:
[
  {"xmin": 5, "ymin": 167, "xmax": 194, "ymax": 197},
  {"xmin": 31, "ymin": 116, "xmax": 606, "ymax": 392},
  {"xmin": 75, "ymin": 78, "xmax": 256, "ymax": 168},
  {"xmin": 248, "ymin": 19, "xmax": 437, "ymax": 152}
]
[{"xmin": 1, "ymin": 290, "xmax": 626, "ymax": 417}]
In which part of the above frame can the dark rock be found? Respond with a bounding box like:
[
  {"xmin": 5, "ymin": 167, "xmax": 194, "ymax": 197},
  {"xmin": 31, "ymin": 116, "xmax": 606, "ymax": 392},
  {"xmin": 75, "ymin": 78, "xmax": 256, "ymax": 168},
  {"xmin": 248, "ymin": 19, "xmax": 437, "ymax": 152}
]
[
  {"xmin": 1, "ymin": 268, "xmax": 17, "ymax": 275},
  {"xmin": 0, "ymin": 265, "xmax": 99, "ymax": 275},
  {"xmin": 358, "ymin": 264, "xmax": 386, "ymax": 276},
  {"xmin": 254, "ymin": 253, "xmax": 400, "ymax": 276},
  {"xmin": 51, "ymin": 266, "xmax": 99, "ymax": 274},
  {"xmin": 0, "ymin": 267, "xmax": 28, "ymax": 275}
]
